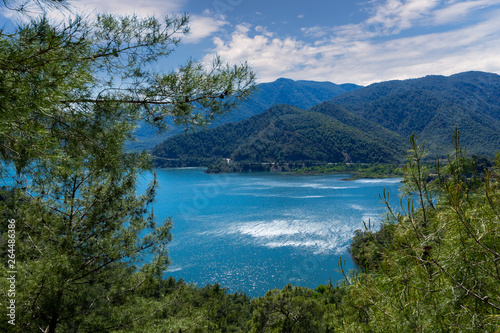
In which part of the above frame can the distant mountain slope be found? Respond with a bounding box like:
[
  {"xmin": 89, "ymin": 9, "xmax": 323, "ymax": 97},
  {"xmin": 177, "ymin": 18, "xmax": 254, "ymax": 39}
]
[
  {"xmin": 328, "ymin": 71, "xmax": 500, "ymax": 156},
  {"xmin": 211, "ymin": 78, "xmax": 361, "ymax": 125},
  {"xmin": 130, "ymin": 78, "xmax": 362, "ymax": 150},
  {"xmin": 309, "ymin": 102, "xmax": 406, "ymax": 154},
  {"xmin": 152, "ymin": 103, "xmax": 405, "ymax": 168}
]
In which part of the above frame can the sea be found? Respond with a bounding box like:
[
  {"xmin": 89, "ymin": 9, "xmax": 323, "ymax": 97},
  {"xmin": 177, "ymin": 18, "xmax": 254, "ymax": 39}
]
[{"xmin": 138, "ymin": 168, "xmax": 403, "ymax": 298}]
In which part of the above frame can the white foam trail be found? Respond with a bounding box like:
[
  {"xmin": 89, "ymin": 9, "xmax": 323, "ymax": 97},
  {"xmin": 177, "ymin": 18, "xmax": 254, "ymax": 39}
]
[
  {"xmin": 236, "ymin": 181, "xmax": 356, "ymax": 190},
  {"xmin": 354, "ymin": 178, "xmax": 402, "ymax": 184},
  {"xmin": 219, "ymin": 218, "xmax": 363, "ymax": 255},
  {"xmin": 167, "ymin": 265, "xmax": 183, "ymax": 272}
]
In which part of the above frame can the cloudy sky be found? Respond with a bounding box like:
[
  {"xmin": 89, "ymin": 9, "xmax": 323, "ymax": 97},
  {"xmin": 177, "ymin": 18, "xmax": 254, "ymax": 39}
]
[{"xmin": 3, "ymin": 0, "xmax": 500, "ymax": 85}]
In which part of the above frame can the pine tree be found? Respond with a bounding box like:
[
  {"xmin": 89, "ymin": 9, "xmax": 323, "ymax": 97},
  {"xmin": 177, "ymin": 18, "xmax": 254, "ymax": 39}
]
[{"xmin": 0, "ymin": 1, "xmax": 255, "ymax": 331}]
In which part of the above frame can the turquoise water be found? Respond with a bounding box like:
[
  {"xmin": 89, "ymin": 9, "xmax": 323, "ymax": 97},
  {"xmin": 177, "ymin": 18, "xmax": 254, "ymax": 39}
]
[{"xmin": 139, "ymin": 168, "xmax": 402, "ymax": 297}]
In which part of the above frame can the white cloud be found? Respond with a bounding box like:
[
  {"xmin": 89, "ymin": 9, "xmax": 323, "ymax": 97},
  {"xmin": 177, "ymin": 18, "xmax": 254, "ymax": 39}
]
[
  {"xmin": 302, "ymin": 26, "xmax": 331, "ymax": 38},
  {"xmin": 2, "ymin": 0, "xmax": 225, "ymax": 44},
  {"xmin": 255, "ymin": 25, "xmax": 274, "ymax": 37},
  {"xmin": 205, "ymin": 8, "xmax": 500, "ymax": 85},
  {"xmin": 432, "ymin": 0, "xmax": 500, "ymax": 24},
  {"xmin": 69, "ymin": 0, "xmax": 186, "ymax": 17},
  {"xmin": 1, "ymin": 0, "xmax": 187, "ymax": 23},
  {"xmin": 364, "ymin": 0, "xmax": 441, "ymax": 34},
  {"xmin": 329, "ymin": 0, "xmax": 500, "ymax": 40},
  {"xmin": 207, "ymin": 24, "xmax": 322, "ymax": 81},
  {"xmin": 336, "ymin": 16, "xmax": 500, "ymax": 83},
  {"xmin": 183, "ymin": 14, "xmax": 228, "ymax": 44},
  {"xmin": 303, "ymin": 0, "xmax": 448, "ymax": 41}
]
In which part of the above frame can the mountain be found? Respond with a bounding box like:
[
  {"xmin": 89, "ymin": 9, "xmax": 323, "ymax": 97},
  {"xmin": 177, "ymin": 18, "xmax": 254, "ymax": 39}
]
[
  {"xmin": 152, "ymin": 103, "xmax": 406, "ymax": 168},
  {"xmin": 152, "ymin": 71, "xmax": 500, "ymax": 169},
  {"xmin": 130, "ymin": 78, "xmax": 362, "ymax": 150},
  {"xmin": 328, "ymin": 71, "xmax": 500, "ymax": 156},
  {"xmin": 210, "ymin": 78, "xmax": 361, "ymax": 125}
]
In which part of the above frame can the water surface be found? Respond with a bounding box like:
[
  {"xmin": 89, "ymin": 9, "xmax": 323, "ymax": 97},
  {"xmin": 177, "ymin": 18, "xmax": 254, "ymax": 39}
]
[{"xmin": 139, "ymin": 168, "xmax": 402, "ymax": 297}]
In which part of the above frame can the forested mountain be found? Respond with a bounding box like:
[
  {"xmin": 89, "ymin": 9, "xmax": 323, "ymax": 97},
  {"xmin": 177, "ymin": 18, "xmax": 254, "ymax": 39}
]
[
  {"xmin": 152, "ymin": 71, "xmax": 500, "ymax": 167},
  {"xmin": 212, "ymin": 78, "xmax": 361, "ymax": 124},
  {"xmin": 131, "ymin": 78, "xmax": 361, "ymax": 150},
  {"xmin": 328, "ymin": 71, "xmax": 500, "ymax": 156},
  {"xmin": 4, "ymin": 0, "xmax": 499, "ymax": 329},
  {"xmin": 152, "ymin": 103, "xmax": 406, "ymax": 168}
]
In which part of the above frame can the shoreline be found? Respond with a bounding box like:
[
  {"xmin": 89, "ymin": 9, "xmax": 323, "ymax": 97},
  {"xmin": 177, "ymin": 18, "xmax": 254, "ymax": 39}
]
[{"xmin": 153, "ymin": 165, "xmax": 404, "ymax": 181}]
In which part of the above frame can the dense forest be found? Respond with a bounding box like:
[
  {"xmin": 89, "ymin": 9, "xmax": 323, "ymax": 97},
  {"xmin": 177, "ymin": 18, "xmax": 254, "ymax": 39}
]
[
  {"xmin": 1, "ymin": 1, "xmax": 500, "ymax": 332},
  {"xmin": 5, "ymin": 131, "xmax": 499, "ymax": 332},
  {"xmin": 151, "ymin": 72, "xmax": 500, "ymax": 172},
  {"xmin": 328, "ymin": 71, "xmax": 500, "ymax": 156},
  {"xmin": 153, "ymin": 103, "xmax": 406, "ymax": 169},
  {"xmin": 293, "ymin": 163, "xmax": 405, "ymax": 180},
  {"xmin": 0, "ymin": 1, "xmax": 256, "ymax": 332},
  {"xmin": 132, "ymin": 79, "xmax": 361, "ymax": 150},
  {"xmin": 144, "ymin": 71, "xmax": 500, "ymax": 157}
]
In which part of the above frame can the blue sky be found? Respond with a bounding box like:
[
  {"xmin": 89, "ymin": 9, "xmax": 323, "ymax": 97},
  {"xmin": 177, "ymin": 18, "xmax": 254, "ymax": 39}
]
[{"xmin": 3, "ymin": 0, "xmax": 500, "ymax": 85}]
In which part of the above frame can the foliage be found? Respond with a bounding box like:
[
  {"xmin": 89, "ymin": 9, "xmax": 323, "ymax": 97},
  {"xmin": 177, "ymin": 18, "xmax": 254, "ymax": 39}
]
[
  {"xmin": 152, "ymin": 103, "xmax": 406, "ymax": 170},
  {"xmin": 1, "ymin": 2, "xmax": 499, "ymax": 332},
  {"xmin": 153, "ymin": 71, "xmax": 500, "ymax": 163},
  {"xmin": 338, "ymin": 132, "xmax": 500, "ymax": 332},
  {"xmin": 249, "ymin": 283, "xmax": 345, "ymax": 333},
  {"xmin": 132, "ymin": 79, "xmax": 362, "ymax": 151},
  {"xmin": 349, "ymin": 223, "xmax": 396, "ymax": 271},
  {"xmin": 112, "ymin": 277, "xmax": 254, "ymax": 333},
  {"xmin": 294, "ymin": 163, "xmax": 404, "ymax": 179},
  {"xmin": 0, "ymin": 1, "xmax": 254, "ymax": 332},
  {"xmin": 329, "ymin": 71, "xmax": 500, "ymax": 157}
]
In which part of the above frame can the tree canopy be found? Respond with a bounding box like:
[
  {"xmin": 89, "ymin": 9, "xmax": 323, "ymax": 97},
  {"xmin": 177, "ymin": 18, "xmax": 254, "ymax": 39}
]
[
  {"xmin": 1, "ymin": 1, "xmax": 499, "ymax": 332},
  {"xmin": 0, "ymin": 1, "xmax": 254, "ymax": 332}
]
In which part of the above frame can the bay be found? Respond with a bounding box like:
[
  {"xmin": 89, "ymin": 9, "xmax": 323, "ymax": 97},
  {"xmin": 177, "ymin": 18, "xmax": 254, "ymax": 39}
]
[{"xmin": 138, "ymin": 168, "xmax": 403, "ymax": 297}]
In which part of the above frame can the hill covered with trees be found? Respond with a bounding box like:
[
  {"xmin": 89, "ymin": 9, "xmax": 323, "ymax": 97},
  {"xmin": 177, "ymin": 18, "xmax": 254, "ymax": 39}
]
[
  {"xmin": 132, "ymin": 78, "xmax": 361, "ymax": 150},
  {"xmin": 152, "ymin": 102, "xmax": 406, "ymax": 169},
  {"xmin": 109, "ymin": 135, "xmax": 500, "ymax": 332},
  {"xmin": 328, "ymin": 71, "xmax": 500, "ymax": 156},
  {"xmin": 152, "ymin": 71, "xmax": 500, "ymax": 170},
  {"xmin": 6, "ymin": 131, "xmax": 497, "ymax": 332},
  {"xmin": 1, "ymin": 0, "xmax": 499, "ymax": 331},
  {"xmin": 0, "ymin": 1, "xmax": 255, "ymax": 332}
]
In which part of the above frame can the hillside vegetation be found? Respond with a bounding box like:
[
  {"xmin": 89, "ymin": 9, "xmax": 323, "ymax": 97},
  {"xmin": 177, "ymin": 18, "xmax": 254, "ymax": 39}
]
[
  {"xmin": 3, "ymin": 1, "xmax": 499, "ymax": 331},
  {"xmin": 126, "ymin": 135, "xmax": 500, "ymax": 332},
  {"xmin": 132, "ymin": 78, "xmax": 361, "ymax": 150},
  {"xmin": 152, "ymin": 103, "xmax": 406, "ymax": 169},
  {"xmin": 152, "ymin": 72, "xmax": 500, "ymax": 170},
  {"xmin": 6, "ymin": 133, "xmax": 497, "ymax": 332},
  {"xmin": 329, "ymin": 71, "xmax": 500, "ymax": 156}
]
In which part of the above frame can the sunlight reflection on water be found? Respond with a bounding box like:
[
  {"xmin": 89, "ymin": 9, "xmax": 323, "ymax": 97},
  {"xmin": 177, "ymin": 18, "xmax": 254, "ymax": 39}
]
[{"xmin": 138, "ymin": 169, "xmax": 402, "ymax": 297}]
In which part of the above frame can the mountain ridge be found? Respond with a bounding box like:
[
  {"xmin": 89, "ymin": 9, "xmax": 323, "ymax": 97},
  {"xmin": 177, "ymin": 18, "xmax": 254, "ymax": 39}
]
[
  {"xmin": 130, "ymin": 78, "xmax": 362, "ymax": 150},
  {"xmin": 152, "ymin": 71, "xmax": 500, "ymax": 170},
  {"xmin": 327, "ymin": 71, "xmax": 500, "ymax": 156},
  {"xmin": 152, "ymin": 103, "xmax": 406, "ymax": 168}
]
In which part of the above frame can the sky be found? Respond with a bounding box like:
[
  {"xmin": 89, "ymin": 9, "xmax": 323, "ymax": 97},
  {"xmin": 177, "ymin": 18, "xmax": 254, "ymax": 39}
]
[{"xmin": 2, "ymin": 0, "xmax": 500, "ymax": 85}]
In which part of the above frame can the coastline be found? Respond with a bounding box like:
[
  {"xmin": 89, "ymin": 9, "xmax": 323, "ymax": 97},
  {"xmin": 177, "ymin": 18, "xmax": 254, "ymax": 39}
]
[{"xmin": 154, "ymin": 162, "xmax": 404, "ymax": 181}]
